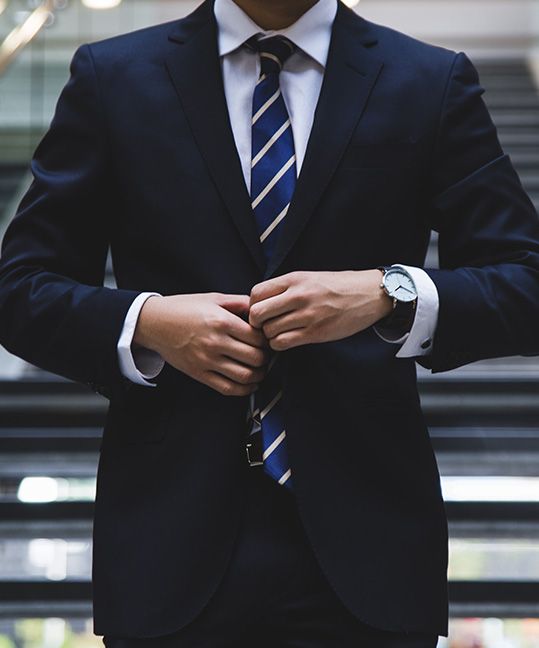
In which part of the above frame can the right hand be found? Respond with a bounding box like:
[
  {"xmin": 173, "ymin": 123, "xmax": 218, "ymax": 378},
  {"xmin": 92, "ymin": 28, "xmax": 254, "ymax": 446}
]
[{"xmin": 133, "ymin": 293, "xmax": 269, "ymax": 396}]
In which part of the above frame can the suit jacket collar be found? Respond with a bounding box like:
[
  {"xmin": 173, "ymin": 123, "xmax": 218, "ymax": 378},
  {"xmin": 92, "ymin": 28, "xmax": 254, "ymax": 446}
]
[{"xmin": 166, "ymin": 0, "xmax": 383, "ymax": 278}]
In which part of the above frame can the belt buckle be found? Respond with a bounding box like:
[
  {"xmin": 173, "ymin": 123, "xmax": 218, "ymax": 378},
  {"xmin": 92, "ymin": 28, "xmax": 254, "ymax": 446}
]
[
  {"xmin": 246, "ymin": 399, "xmax": 263, "ymax": 467},
  {"xmin": 246, "ymin": 440, "xmax": 264, "ymax": 467}
]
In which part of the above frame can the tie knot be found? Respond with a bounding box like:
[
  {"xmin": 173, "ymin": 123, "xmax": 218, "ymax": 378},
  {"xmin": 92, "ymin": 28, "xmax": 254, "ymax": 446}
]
[{"xmin": 247, "ymin": 35, "xmax": 296, "ymax": 76}]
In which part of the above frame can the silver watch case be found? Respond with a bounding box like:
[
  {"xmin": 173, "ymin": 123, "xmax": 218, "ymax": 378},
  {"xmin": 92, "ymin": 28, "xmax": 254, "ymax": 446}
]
[{"xmin": 381, "ymin": 267, "xmax": 418, "ymax": 304}]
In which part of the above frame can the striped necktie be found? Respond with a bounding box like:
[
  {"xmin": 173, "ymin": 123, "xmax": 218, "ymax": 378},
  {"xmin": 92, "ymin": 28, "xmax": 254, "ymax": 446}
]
[{"xmin": 248, "ymin": 35, "xmax": 297, "ymax": 490}]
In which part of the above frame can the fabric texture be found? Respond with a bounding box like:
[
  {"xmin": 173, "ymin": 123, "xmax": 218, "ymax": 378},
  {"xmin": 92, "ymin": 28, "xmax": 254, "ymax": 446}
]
[
  {"xmin": 1, "ymin": 0, "xmax": 539, "ymax": 639},
  {"xmin": 102, "ymin": 470, "xmax": 438, "ymax": 648}
]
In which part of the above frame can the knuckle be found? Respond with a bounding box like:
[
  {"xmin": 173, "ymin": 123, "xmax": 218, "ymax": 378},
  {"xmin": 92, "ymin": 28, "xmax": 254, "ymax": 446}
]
[
  {"xmin": 295, "ymin": 292, "xmax": 308, "ymax": 308},
  {"xmin": 250, "ymin": 285, "xmax": 262, "ymax": 301},
  {"xmin": 262, "ymin": 323, "xmax": 273, "ymax": 339},
  {"xmin": 219, "ymin": 381, "xmax": 235, "ymax": 396},
  {"xmin": 305, "ymin": 307, "xmax": 317, "ymax": 322},
  {"xmin": 205, "ymin": 334, "xmax": 220, "ymax": 352},
  {"xmin": 200, "ymin": 349, "xmax": 215, "ymax": 370},
  {"xmin": 214, "ymin": 315, "xmax": 229, "ymax": 332},
  {"xmin": 271, "ymin": 337, "xmax": 286, "ymax": 351},
  {"xmin": 237, "ymin": 367, "xmax": 255, "ymax": 385},
  {"xmin": 253, "ymin": 350, "xmax": 266, "ymax": 367},
  {"xmin": 249, "ymin": 305, "xmax": 262, "ymax": 325}
]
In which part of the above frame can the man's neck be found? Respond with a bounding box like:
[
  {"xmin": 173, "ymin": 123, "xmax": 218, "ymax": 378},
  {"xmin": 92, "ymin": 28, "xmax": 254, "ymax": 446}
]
[{"xmin": 232, "ymin": 0, "xmax": 320, "ymax": 30}]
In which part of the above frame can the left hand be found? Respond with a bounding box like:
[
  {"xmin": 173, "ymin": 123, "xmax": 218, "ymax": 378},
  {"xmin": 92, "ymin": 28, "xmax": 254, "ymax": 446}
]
[{"xmin": 249, "ymin": 270, "xmax": 393, "ymax": 351}]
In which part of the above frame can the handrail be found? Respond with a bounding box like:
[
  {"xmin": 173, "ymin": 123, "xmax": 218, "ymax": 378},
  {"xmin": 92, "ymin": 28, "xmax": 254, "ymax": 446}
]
[{"xmin": 0, "ymin": 0, "xmax": 55, "ymax": 77}]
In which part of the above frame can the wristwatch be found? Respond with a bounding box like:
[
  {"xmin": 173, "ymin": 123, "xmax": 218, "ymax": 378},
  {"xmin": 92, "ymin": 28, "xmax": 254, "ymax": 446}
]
[{"xmin": 377, "ymin": 266, "xmax": 418, "ymax": 332}]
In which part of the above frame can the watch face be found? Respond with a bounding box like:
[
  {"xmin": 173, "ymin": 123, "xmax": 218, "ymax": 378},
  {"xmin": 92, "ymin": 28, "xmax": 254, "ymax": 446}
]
[{"xmin": 384, "ymin": 270, "xmax": 417, "ymax": 303}]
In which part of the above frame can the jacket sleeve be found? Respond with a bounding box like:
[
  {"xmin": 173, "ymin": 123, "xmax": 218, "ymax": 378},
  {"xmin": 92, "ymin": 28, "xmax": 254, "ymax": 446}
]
[
  {"xmin": 0, "ymin": 44, "xmax": 141, "ymax": 394},
  {"xmin": 419, "ymin": 52, "xmax": 539, "ymax": 373}
]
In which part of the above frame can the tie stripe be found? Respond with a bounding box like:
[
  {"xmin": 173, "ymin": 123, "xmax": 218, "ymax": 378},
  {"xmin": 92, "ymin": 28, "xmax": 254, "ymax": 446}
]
[
  {"xmin": 252, "ymin": 119, "xmax": 291, "ymax": 167},
  {"xmin": 263, "ymin": 430, "xmax": 287, "ymax": 461},
  {"xmin": 252, "ymin": 88, "xmax": 282, "ymax": 125},
  {"xmin": 260, "ymin": 203, "xmax": 290, "ymax": 243},
  {"xmin": 278, "ymin": 469, "xmax": 292, "ymax": 486},
  {"xmin": 249, "ymin": 35, "xmax": 297, "ymax": 490},
  {"xmin": 260, "ymin": 391, "xmax": 282, "ymax": 420},
  {"xmin": 260, "ymin": 52, "xmax": 283, "ymax": 69},
  {"xmin": 251, "ymin": 155, "xmax": 296, "ymax": 210}
]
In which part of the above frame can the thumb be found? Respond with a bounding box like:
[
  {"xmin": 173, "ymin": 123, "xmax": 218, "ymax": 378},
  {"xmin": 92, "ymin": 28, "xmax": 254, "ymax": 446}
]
[{"xmin": 215, "ymin": 293, "xmax": 251, "ymax": 318}]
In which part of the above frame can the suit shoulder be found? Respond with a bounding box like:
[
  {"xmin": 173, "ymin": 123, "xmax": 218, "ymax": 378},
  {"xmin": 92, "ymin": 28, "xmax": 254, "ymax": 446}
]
[
  {"xmin": 363, "ymin": 19, "xmax": 458, "ymax": 71},
  {"xmin": 83, "ymin": 20, "xmax": 179, "ymax": 65},
  {"xmin": 84, "ymin": 1, "xmax": 210, "ymax": 66}
]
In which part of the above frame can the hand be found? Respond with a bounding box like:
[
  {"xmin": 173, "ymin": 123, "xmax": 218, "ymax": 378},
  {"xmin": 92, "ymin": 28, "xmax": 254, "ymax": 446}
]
[
  {"xmin": 249, "ymin": 270, "xmax": 393, "ymax": 351},
  {"xmin": 134, "ymin": 293, "xmax": 269, "ymax": 396}
]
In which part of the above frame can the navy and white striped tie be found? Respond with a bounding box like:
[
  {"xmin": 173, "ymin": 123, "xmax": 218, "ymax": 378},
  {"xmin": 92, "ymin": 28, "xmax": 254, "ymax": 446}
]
[{"xmin": 248, "ymin": 35, "xmax": 296, "ymax": 490}]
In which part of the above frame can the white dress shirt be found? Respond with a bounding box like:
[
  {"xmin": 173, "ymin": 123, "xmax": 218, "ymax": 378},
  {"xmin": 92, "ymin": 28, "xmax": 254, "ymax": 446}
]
[{"xmin": 117, "ymin": 0, "xmax": 439, "ymax": 386}]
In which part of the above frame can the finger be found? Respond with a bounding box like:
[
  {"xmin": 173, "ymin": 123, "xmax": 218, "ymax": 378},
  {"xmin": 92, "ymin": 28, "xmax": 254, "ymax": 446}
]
[
  {"xmin": 215, "ymin": 293, "xmax": 251, "ymax": 318},
  {"xmin": 213, "ymin": 358, "xmax": 266, "ymax": 385},
  {"xmin": 263, "ymin": 311, "xmax": 309, "ymax": 340},
  {"xmin": 250, "ymin": 274, "xmax": 294, "ymax": 307},
  {"xmin": 269, "ymin": 329, "xmax": 308, "ymax": 352},
  {"xmin": 249, "ymin": 292, "xmax": 297, "ymax": 328},
  {"xmin": 224, "ymin": 312, "xmax": 269, "ymax": 348},
  {"xmin": 222, "ymin": 339, "xmax": 268, "ymax": 368},
  {"xmin": 204, "ymin": 372, "xmax": 259, "ymax": 397}
]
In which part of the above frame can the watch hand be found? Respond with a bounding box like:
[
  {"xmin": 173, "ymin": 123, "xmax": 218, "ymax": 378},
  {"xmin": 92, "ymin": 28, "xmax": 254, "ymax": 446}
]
[{"xmin": 398, "ymin": 286, "xmax": 416, "ymax": 295}]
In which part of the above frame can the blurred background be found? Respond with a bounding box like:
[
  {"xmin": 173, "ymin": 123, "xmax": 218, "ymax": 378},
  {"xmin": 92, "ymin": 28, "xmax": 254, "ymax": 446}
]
[{"xmin": 1, "ymin": 0, "xmax": 539, "ymax": 646}]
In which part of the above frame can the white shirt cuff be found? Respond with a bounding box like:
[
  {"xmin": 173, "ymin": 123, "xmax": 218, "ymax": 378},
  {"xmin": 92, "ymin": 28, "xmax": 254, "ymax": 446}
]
[
  {"xmin": 375, "ymin": 265, "xmax": 439, "ymax": 358},
  {"xmin": 117, "ymin": 292, "xmax": 165, "ymax": 386}
]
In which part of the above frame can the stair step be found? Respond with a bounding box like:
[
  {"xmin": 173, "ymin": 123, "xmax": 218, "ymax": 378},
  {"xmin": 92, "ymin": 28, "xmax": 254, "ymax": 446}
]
[
  {"xmin": 475, "ymin": 62, "xmax": 531, "ymax": 75},
  {"xmin": 0, "ymin": 452, "xmax": 98, "ymax": 478},
  {"xmin": 489, "ymin": 113, "xmax": 539, "ymax": 128},
  {"xmin": 0, "ymin": 381, "xmax": 106, "ymax": 428},
  {"xmin": 517, "ymin": 173, "xmax": 539, "ymax": 190},
  {"xmin": 482, "ymin": 80, "xmax": 537, "ymax": 94},
  {"xmin": 507, "ymin": 151, "xmax": 539, "ymax": 167},
  {"xmin": 0, "ymin": 427, "xmax": 101, "ymax": 453},
  {"xmin": 485, "ymin": 95, "xmax": 539, "ymax": 110},
  {"xmin": 498, "ymin": 132, "xmax": 539, "ymax": 147}
]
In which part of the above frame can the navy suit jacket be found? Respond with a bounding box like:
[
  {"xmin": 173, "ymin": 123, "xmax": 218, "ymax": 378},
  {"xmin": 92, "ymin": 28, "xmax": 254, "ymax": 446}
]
[{"xmin": 1, "ymin": 0, "xmax": 539, "ymax": 638}]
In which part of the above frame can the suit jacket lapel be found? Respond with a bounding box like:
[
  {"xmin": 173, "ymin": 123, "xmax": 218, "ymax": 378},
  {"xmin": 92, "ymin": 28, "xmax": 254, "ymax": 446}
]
[
  {"xmin": 265, "ymin": 4, "xmax": 384, "ymax": 279},
  {"xmin": 165, "ymin": 0, "xmax": 266, "ymax": 274}
]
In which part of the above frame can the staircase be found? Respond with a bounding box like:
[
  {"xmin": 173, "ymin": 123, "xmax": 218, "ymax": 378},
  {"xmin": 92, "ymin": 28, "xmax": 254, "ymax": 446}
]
[{"xmin": 1, "ymin": 59, "xmax": 539, "ymax": 644}]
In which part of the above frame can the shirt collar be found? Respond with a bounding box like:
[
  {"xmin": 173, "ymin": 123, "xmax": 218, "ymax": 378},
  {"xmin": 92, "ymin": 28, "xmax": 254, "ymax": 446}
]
[{"xmin": 214, "ymin": 0, "xmax": 338, "ymax": 69}]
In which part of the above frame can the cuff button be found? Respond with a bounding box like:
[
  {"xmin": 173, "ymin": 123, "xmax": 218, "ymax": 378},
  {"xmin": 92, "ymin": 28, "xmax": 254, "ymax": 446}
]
[{"xmin": 421, "ymin": 339, "xmax": 432, "ymax": 350}]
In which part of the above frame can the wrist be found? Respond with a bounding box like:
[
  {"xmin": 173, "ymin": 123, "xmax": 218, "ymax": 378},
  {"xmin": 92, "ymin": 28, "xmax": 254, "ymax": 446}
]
[
  {"xmin": 133, "ymin": 295, "xmax": 165, "ymax": 353},
  {"xmin": 373, "ymin": 269, "xmax": 394, "ymax": 322}
]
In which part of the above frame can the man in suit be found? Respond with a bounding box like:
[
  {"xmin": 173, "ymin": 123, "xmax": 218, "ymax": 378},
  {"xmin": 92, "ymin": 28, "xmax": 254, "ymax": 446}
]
[{"xmin": 1, "ymin": 0, "xmax": 539, "ymax": 645}]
